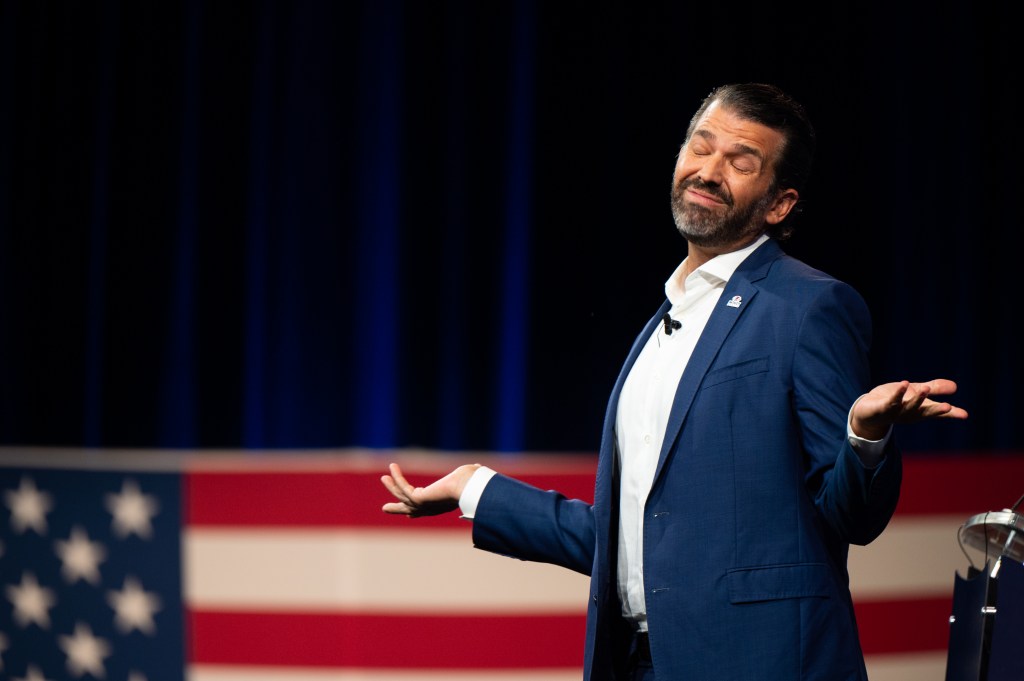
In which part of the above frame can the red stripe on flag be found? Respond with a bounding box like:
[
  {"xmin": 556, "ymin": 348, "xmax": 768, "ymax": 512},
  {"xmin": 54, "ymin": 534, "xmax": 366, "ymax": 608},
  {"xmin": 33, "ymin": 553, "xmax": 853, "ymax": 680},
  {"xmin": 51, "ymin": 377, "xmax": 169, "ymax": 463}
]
[
  {"xmin": 188, "ymin": 599, "xmax": 954, "ymax": 667},
  {"xmin": 855, "ymin": 595, "xmax": 953, "ymax": 655},
  {"xmin": 183, "ymin": 453, "xmax": 1024, "ymax": 525},
  {"xmin": 184, "ymin": 454, "xmax": 1024, "ymax": 528},
  {"xmin": 185, "ymin": 469, "xmax": 598, "ymax": 528},
  {"xmin": 898, "ymin": 454, "xmax": 1024, "ymax": 516},
  {"xmin": 188, "ymin": 610, "xmax": 587, "ymax": 668}
]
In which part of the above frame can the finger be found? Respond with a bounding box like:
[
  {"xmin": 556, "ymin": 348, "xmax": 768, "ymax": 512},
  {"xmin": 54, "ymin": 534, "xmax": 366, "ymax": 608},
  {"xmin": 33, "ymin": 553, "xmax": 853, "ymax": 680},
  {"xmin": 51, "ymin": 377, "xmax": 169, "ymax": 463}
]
[
  {"xmin": 382, "ymin": 471, "xmax": 420, "ymax": 508},
  {"xmin": 380, "ymin": 472, "xmax": 407, "ymax": 496},
  {"xmin": 380, "ymin": 474, "xmax": 408, "ymax": 502},
  {"xmin": 901, "ymin": 382, "xmax": 930, "ymax": 411},
  {"xmin": 925, "ymin": 400, "xmax": 971, "ymax": 420},
  {"xmin": 388, "ymin": 463, "xmax": 419, "ymax": 499},
  {"xmin": 881, "ymin": 381, "xmax": 910, "ymax": 410},
  {"xmin": 389, "ymin": 463, "xmax": 415, "ymax": 491},
  {"xmin": 945, "ymin": 405, "xmax": 970, "ymax": 419},
  {"xmin": 924, "ymin": 378, "xmax": 958, "ymax": 397},
  {"xmin": 381, "ymin": 501, "xmax": 413, "ymax": 515},
  {"xmin": 920, "ymin": 399, "xmax": 951, "ymax": 417}
]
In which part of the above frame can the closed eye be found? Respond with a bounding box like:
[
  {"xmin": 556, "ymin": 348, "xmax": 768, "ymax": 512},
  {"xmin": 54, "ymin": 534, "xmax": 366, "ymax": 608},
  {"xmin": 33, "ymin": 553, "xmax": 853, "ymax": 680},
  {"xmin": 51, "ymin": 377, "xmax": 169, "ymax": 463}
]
[{"xmin": 732, "ymin": 160, "xmax": 756, "ymax": 173}]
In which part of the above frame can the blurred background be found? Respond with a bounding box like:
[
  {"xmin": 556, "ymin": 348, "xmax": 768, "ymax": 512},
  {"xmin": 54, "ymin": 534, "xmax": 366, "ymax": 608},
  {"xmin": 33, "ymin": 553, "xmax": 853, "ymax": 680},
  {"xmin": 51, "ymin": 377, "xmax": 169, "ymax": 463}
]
[
  {"xmin": 2, "ymin": 4, "xmax": 1023, "ymax": 680},
  {"xmin": 0, "ymin": 1, "xmax": 1018, "ymax": 455}
]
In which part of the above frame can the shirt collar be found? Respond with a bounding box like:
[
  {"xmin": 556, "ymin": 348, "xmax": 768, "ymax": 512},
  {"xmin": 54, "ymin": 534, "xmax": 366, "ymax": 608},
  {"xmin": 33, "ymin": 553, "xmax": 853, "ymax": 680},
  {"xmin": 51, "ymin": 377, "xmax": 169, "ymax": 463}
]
[{"xmin": 665, "ymin": 233, "xmax": 769, "ymax": 305}]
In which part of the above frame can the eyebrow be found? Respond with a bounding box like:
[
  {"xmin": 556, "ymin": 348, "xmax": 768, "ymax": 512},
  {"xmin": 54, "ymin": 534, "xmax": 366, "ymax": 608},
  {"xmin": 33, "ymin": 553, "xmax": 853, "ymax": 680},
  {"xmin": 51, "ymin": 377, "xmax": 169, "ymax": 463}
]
[{"xmin": 693, "ymin": 129, "xmax": 765, "ymax": 163}]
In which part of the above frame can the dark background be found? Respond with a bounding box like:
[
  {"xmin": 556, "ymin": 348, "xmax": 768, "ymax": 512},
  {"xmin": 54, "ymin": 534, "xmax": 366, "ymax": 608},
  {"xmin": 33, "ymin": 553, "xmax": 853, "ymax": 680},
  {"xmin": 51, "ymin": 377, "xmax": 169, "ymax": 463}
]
[{"xmin": 1, "ymin": 2, "xmax": 1017, "ymax": 456}]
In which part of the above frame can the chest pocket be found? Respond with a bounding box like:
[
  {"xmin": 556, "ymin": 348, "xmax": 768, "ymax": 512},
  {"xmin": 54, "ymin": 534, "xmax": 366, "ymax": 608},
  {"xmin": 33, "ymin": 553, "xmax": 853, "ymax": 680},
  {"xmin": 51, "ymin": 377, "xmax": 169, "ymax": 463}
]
[{"xmin": 702, "ymin": 356, "xmax": 770, "ymax": 389}]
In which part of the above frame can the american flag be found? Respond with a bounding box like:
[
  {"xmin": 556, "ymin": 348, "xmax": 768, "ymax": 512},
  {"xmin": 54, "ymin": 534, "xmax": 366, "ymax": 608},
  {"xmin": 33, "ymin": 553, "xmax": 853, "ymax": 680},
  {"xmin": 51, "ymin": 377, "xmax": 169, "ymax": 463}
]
[
  {"xmin": 1, "ymin": 455, "xmax": 184, "ymax": 681},
  {"xmin": 1, "ymin": 447, "xmax": 1021, "ymax": 681}
]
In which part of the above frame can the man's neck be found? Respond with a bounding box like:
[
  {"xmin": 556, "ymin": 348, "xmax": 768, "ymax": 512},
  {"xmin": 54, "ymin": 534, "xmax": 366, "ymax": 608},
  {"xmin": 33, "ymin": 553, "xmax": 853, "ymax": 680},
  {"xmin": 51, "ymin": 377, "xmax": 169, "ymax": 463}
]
[{"xmin": 683, "ymin": 232, "xmax": 766, "ymax": 278}]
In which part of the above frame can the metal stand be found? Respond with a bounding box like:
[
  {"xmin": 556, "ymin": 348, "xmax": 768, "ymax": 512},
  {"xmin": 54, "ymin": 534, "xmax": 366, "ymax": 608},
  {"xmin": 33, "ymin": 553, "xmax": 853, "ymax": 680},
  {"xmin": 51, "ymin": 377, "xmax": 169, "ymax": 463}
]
[
  {"xmin": 987, "ymin": 557, "xmax": 1024, "ymax": 681},
  {"xmin": 946, "ymin": 510, "xmax": 1024, "ymax": 681},
  {"xmin": 946, "ymin": 564, "xmax": 992, "ymax": 681}
]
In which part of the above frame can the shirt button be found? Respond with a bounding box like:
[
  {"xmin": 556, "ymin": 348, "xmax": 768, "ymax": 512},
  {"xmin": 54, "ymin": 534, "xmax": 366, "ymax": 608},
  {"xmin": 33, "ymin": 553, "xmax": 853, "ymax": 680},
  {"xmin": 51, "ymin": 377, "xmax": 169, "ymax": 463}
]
[{"xmin": 643, "ymin": 434, "xmax": 651, "ymax": 445}]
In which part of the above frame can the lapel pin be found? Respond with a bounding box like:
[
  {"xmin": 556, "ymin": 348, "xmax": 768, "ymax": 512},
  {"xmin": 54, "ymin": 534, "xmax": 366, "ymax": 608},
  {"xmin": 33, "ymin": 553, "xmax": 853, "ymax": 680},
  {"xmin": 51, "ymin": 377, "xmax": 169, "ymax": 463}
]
[{"xmin": 726, "ymin": 295, "xmax": 742, "ymax": 308}]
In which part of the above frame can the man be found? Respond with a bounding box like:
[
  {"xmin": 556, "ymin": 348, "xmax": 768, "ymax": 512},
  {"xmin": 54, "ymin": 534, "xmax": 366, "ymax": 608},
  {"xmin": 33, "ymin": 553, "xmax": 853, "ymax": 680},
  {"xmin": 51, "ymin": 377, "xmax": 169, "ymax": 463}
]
[{"xmin": 380, "ymin": 83, "xmax": 968, "ymax": 680}]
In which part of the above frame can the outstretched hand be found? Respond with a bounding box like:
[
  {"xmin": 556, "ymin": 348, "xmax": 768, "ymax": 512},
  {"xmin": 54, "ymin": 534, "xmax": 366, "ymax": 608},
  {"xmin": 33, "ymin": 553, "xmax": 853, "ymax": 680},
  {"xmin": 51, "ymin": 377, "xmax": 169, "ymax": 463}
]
[
  {"xmin": 380, "ymin": 462, "xmax": 481, "ymax": 518},
  {"xmin": 851, "ymin": 378, "xmax": 968, "ymax": 440}
]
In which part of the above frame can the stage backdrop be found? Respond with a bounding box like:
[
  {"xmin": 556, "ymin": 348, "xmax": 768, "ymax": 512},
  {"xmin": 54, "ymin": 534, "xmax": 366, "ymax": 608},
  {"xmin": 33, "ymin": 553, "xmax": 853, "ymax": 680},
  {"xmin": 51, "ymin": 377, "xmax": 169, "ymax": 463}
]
[
  {"xmin": 1, "ymin": 2, "xmax": 1020, "ymax": 455},
  {"xmin": 2, "ymin": 448, "xmax": 1022, "ymax": 681}
]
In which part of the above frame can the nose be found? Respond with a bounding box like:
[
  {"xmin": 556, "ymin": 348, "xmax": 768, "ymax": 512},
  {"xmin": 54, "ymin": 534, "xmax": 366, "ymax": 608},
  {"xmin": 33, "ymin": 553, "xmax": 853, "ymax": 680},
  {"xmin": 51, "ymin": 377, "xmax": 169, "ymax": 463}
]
[{"xmin": 696, "ymin": 154, "xmax": 726, "ymax": 185}]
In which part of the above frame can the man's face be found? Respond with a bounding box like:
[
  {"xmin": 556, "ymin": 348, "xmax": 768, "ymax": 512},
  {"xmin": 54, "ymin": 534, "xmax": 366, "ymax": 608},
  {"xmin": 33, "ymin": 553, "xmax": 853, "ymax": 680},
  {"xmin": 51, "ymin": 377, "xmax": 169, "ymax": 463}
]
[{"xmin": 671, "ymin": 101, "xmax": 789, "ymax": 250}]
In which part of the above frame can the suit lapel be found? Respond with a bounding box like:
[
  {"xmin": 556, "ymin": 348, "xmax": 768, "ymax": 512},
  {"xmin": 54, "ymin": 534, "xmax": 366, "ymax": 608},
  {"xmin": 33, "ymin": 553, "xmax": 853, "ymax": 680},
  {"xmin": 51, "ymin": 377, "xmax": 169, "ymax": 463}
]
[{"xmin": 651, "ymin": 240, "xmax": 782, "ymax": 486}]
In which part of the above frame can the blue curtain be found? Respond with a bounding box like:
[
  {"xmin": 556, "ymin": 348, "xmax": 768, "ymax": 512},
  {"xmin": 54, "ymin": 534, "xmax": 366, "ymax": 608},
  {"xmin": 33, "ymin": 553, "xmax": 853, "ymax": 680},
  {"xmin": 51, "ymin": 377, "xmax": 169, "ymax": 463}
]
[{"xmin": 0, "ymin": 1, "xmax": 1018, "ymax": 454}]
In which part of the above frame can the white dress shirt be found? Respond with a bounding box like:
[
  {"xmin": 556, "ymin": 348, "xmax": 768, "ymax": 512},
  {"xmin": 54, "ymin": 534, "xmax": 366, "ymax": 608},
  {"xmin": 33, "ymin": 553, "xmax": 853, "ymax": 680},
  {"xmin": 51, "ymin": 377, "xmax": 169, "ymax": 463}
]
[{"xmin": 614, "ymin": 234, "xmax": 769, "ymax": 629}]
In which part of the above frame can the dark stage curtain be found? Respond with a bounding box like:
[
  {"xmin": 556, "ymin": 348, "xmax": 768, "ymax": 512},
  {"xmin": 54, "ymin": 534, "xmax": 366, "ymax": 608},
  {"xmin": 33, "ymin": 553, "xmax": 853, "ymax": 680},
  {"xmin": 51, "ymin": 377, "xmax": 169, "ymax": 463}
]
[{"xmin": 1, "ymin": 1, "xmax": 1020, "ymax": 454}]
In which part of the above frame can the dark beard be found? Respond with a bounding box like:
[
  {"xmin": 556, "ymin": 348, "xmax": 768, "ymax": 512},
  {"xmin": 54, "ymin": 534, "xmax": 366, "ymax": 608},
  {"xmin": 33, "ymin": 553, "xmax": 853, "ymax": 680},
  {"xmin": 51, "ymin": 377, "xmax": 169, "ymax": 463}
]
[{"xmin": 671, "ymin": 178, "xmax": 773, "ymax": 248}]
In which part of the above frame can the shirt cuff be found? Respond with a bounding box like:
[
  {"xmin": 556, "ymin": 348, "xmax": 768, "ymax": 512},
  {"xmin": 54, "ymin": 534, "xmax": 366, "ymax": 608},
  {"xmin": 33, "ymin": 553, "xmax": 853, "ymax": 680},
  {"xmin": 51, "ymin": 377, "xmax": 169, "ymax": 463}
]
[
  {"xmin": 847, "ymin": 398, "xmax": 891, "ymax": 468},
  {"xmin": 458, "ymin": 466, "xmax": 497, "ymax": 519}
]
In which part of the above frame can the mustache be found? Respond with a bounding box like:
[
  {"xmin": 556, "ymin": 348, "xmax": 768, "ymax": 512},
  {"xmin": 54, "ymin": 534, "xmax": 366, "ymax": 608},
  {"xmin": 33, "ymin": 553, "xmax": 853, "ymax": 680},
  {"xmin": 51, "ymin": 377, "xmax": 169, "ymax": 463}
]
[{"xmin": 678, "ymin": 178, "xmax": 733, "ymax": 206}]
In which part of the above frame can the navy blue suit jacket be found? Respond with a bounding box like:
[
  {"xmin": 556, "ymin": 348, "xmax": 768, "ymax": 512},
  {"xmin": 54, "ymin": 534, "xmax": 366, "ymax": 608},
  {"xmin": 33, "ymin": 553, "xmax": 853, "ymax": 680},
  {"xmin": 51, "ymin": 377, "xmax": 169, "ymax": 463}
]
[{"xmin": 472, "ymin": 239, "xmax": 902, "ymax": 680}]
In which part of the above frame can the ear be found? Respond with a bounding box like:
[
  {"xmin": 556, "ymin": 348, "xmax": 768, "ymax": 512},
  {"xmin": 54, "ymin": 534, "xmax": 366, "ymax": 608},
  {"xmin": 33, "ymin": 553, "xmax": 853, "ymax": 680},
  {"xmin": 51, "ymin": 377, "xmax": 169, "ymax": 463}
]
[{"xmin": 764, "ymin": 188, "xmax": 799, "ymax": 225}]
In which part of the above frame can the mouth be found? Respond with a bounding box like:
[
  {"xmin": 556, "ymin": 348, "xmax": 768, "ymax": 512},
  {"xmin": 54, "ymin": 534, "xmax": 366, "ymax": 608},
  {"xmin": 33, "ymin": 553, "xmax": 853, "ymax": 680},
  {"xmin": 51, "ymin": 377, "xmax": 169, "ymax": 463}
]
[{"xmin": 684, "ymin": 187, "xmax": 727, "ymax": 209}]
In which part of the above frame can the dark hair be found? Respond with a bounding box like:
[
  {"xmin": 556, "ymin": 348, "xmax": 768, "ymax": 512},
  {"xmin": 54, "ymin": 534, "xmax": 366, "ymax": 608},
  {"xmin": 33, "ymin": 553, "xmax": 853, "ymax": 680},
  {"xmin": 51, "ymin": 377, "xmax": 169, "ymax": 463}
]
[{"xmin": 685, "ymin": 83, "xmax": 816, "ymax": 239}]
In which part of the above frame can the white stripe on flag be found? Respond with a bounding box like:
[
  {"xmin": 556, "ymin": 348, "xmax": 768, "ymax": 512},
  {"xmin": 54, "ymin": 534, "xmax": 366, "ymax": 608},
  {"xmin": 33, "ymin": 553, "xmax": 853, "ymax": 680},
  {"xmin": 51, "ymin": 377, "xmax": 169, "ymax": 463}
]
[
  {"xmin": 190, "ymin": 659, "xmax": 948, "ymax": 681},
  {"xmin": 187, "ymin": 517, "xmax": 974, "ymax": 611},
  {"xmin": 184, "ymin": 528, "xmax": 590, "ymax": 612},
  {"xmin": 864, "ymin": 652, "xmax": 948, "ymax": 681},
  {"xmin": 849, "ymin": 515, "xmax": 972, "ymax": 599}
]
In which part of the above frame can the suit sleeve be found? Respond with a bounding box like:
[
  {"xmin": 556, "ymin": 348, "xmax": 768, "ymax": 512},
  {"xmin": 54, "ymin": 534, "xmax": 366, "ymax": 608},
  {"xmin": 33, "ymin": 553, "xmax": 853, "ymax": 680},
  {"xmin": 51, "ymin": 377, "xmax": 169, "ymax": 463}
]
[
  {"xmin": 794, "ymin": 280, "xmax": 902, "ymax": 546},
  {"xmin": 471, "ymin": 473, "xmax": 596, "ymax": 576}
]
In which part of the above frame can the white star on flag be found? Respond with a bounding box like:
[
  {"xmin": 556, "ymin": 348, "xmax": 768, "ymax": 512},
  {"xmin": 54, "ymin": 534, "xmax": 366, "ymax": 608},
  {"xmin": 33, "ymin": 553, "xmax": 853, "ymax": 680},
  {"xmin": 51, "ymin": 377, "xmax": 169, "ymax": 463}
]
[
  {"xmin": 12, "ymin": 664, "xmax": 54, "ymax": 681},
  {"xmin": 127, "ymin": 672, "xmax": 148, "ymax": 681},
  {"xmin": 6, "ymin": 571, "xmax": 57, "ymax": 629},
  {"xmin": 58, "ymin": 622, "xmax": 111, "ymax": 678},
  {"xmin": 54, "ymin": 525, "xmax": 107, "ymax": 585},
  {"xmin": 105, "ymin": 478, "xmax": 159, "ymax": 539},
  {"xmin": 107, "ymin": 576, "xmax": 162, "ymax": 635},
  {"xmin": 4, "ymin": 476, "xmax": 54, "ymax": 535}
]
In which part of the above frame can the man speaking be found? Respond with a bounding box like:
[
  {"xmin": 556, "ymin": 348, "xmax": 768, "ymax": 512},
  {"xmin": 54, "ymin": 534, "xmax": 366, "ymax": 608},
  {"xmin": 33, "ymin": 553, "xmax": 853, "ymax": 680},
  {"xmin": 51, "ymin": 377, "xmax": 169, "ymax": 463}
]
[{"xmin": 380, "ymin": 82, "xmax": 968, "ymax": 680}]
